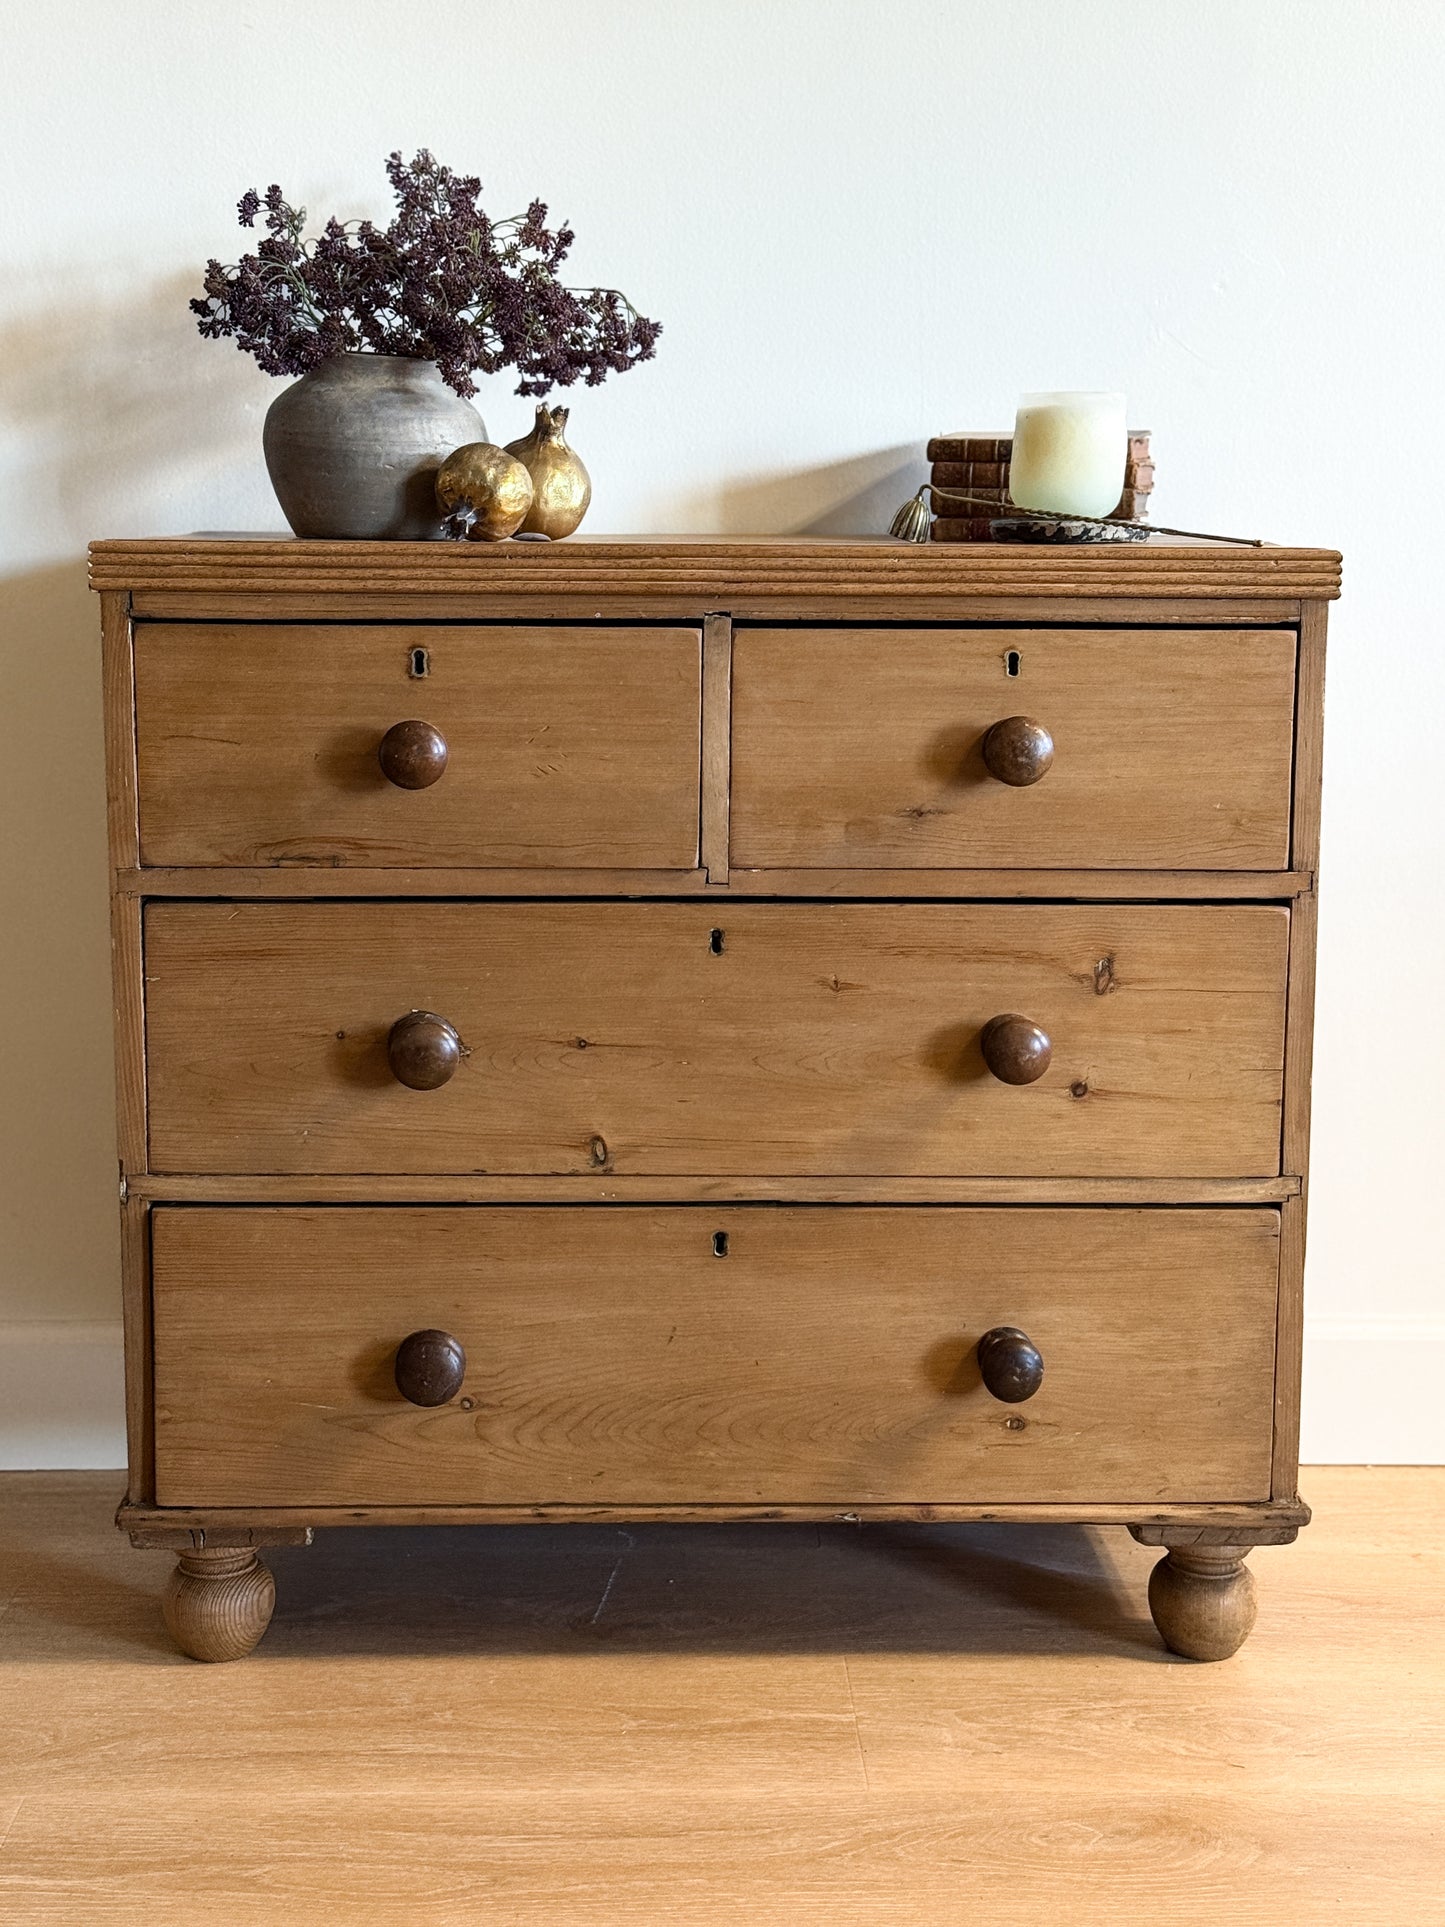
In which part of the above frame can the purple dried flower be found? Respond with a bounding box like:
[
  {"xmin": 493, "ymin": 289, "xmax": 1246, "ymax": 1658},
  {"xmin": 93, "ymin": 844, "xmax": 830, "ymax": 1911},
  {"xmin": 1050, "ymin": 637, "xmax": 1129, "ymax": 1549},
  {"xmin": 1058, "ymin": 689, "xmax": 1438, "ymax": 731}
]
[{"xmin": 193, "ymin": 151, "xmax": 661, "ymax": 397}]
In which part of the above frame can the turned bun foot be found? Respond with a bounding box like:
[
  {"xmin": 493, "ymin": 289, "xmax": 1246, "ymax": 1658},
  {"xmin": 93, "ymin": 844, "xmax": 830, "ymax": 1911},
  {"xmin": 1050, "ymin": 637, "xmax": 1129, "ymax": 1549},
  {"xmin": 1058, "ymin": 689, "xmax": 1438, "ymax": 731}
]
[
  {"xmin": 1147, "ymin": 1544, "xmax": 1257, "ymax": 1661},
  {"xmin": 162, "ymin": 1548, "xmax": 275, "ymax": 1662}
]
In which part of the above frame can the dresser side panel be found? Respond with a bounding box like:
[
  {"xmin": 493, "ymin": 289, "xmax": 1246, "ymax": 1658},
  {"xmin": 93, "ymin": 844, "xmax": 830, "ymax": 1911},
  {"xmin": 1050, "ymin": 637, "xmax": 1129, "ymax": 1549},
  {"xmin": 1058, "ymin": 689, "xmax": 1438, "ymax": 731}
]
[
  {"xmin": 1273, "ymin": 600, "xmax": 1326, "ymax": 1495},
  {"xmin": 100, "ymin": 588, "xmax": 152, "ymax": 1495}
]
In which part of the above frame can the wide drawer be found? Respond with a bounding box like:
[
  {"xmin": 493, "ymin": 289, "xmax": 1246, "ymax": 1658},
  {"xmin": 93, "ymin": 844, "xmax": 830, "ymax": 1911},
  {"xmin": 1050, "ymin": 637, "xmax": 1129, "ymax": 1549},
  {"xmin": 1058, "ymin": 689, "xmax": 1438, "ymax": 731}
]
[
  {"xmin": 151, "ymin": 1205, "xmax": 1279, "ymax": 1507},
  {"xmin": 133, "ymin": 623, "xmax": 701, "ymax": 868},
  {"xmin": 145, "ymin": 902, "xmax": 1288, "ymax": 1177},
  {"xmin": 730, "ymin": 627, "xmax": 1297, "ymax": 870}
]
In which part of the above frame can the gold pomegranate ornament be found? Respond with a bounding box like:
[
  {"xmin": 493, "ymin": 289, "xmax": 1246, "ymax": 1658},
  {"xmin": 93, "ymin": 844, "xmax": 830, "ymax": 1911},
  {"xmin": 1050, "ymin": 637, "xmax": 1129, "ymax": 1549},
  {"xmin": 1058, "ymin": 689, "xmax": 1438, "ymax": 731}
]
[
  {"xmin": 505, "ymin": 404, "xmax": 592, "ymax": 539},
  {"xmin": 436, "ymin": 442, "xmax": 534, "ymax": 541}
]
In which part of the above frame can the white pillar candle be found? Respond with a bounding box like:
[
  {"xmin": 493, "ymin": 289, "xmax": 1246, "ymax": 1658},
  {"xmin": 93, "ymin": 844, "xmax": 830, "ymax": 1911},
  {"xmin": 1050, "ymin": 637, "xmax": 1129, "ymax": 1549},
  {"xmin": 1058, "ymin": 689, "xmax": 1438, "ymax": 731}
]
[{"xmin": 1008, "ymin": 391, "xmax": 1127, "ymax": 518}]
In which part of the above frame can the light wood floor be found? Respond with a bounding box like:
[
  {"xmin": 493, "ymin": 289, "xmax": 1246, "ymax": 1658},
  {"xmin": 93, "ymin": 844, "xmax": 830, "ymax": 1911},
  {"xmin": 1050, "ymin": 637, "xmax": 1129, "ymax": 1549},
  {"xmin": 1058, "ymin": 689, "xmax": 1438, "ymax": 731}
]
[{"xmin": 0, "ymin": 1469, "xmax": 1441, "ymax": 1924}]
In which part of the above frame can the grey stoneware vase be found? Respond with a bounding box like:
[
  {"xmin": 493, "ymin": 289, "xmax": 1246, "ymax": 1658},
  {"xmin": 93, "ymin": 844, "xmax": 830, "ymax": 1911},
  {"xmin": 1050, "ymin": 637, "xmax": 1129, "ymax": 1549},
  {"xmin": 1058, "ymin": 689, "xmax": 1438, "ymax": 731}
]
[{"xmin": 262, "ymin": 353, "xmax": 486, "ymax": 540}]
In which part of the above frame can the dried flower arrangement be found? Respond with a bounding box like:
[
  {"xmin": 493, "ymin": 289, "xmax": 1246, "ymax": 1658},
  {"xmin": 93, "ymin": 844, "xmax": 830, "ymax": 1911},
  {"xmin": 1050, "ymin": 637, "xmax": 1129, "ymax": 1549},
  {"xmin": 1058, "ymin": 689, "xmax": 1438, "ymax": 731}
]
[{"xmin": 191, "ymin": 150, "xmax": 662, "ymax": 398}]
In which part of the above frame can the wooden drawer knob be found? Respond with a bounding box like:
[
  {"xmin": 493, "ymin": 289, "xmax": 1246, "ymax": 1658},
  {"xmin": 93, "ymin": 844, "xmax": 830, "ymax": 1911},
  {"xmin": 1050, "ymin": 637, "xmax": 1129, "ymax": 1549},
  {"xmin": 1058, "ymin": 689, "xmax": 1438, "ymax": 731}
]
[
  {"xmin": 980, "ymin": 1013, "xmax": 1052, "ymax": 1085},
  {"xmin": 379, "ymin": 719, "xmax": 448, "ymax": 789},
  {"xmin": 387, "ymin": 1010, "xmax": 463, "ymax": 1090},
  {"xmin": 982, "ymin": 715, "xmax": 1054, "ymax": 786},
  {"xmin": 394, "ymin": 1328, "xmax": 466, "ymax": 1406},
  {"xmin": 977, "ymin": 1325, "xmax": 1044, "ymax": 1403}
]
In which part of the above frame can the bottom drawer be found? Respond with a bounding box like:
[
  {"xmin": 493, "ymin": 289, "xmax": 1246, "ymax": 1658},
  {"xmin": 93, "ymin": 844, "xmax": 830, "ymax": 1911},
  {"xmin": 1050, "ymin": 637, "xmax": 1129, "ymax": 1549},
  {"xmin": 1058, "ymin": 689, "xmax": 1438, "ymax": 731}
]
[{"xmin": 151, "ymin": 1206, "xmax": 1279, "ymax": 1508}]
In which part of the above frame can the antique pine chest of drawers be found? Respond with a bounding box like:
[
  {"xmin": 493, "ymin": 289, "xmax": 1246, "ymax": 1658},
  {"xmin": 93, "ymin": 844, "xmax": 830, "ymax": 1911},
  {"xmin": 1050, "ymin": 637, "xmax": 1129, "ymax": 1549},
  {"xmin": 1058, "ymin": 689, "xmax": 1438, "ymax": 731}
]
[{"xmin": 90, "ymin": 533, "xmax": 1338, "ymax": 1663}]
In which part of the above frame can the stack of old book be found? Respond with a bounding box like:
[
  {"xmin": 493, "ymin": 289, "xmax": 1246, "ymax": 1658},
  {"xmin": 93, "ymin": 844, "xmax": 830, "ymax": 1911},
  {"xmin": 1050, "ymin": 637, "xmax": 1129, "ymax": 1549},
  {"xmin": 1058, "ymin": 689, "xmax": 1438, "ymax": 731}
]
[{"xmin": 927, "ymin": 431, "xmax": 1154, "ymax": 540}]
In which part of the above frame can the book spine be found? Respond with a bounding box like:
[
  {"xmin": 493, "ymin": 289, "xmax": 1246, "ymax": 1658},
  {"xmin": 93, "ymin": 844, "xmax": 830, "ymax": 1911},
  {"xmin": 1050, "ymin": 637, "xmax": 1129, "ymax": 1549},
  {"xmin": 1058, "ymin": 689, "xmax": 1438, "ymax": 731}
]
[
  {"xmin": 930, "ymin": 466, "xmax": 1153, "ymax": 494},
  {"xmin": 926, "ymin": 435, "xmax": 1010, "ymax": 463},
  {"xmin": 929, "ymin": 518, "xmax": 997, "ymax": 542},
  {"xmin": 928, "ymin": 431, "xmax": 1152, "ymax": 464},
  {"xmin": 930, "ymin": 461, "xmax": 1009, "ymax": 489}
]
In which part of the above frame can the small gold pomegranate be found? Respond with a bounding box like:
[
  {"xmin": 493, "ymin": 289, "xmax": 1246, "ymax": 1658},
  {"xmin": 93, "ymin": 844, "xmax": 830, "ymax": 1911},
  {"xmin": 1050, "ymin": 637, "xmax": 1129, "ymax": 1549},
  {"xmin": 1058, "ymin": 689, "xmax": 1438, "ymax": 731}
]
[
  {"xmin": 436, "ymin": 442, "xmax": 534, "ymax": 541},
  {"xmin": 505, "ymin": 404, "xmax": 592, "ymax": 539}
]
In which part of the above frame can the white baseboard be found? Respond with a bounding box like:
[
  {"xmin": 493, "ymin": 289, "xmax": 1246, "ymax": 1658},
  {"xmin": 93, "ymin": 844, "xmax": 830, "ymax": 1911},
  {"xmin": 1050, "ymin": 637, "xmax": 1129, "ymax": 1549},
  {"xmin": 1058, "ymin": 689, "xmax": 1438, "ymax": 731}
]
[
  {"xmin": 1300, "ymin": 1319, "xmax": 1445, "ymax": 1464},
  {"xmin": 1, "ymin": 1318, "xmax": 1442, "ymax": 1471},
  {"xmin": 0, "ymin": 1321, "xmax": 126, "ymax": 1469}
]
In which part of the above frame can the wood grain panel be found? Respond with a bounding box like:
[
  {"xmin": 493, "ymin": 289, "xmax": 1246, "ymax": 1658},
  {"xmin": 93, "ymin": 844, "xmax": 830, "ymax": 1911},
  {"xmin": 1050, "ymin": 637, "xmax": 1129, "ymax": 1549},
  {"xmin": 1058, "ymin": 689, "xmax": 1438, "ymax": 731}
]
[
  {"xmin": 99, "ymin": 591, "xmax": 139, "ymax": 872},
  {"xmin": 151, "ymin": 1206, "xmax": 1279, "ymax": 1507},
  {"xmin": 700, "ymin": 613, "xmax": 732, "ymax": 883},
  {"xmin": 1291, "ymin": 600, "xmax": 1329, "ymax": 871},
  {"xmin": 134, "ymin": 624, "xmax": 700, "ymax": 868},
  {"xmin": 126, "ymin": 1173, "xmax": 1302, "ymax": 1205},
  {"xmin": 143, "ymin": 901, "xmax": 1289, "ymax": 1178},
  {"xmin": 732, "ymin": 627, "xmax": 1296, "ymax": 870},
  {"xmin": 107, "ymin": 892, "xmax": 146, "ymax": 1176},
  {"xmin": 127, "ymin": 590, "xmax": 1309, "ymax": 624},
  {"xmin": 1273, "ymin": 1191, "xmax": 1308, "ymax": 1499},
  {"xmin": 118, "ymin": 1193, "xmax": 153, "ymax": 1503},
  {"xmin": 117, "ymin": 864, "xmax": 1313, "ymax": 900},
  {"xmin": 117, "ymin": 1497, "xmax": 1310, "ymax": 1531}
]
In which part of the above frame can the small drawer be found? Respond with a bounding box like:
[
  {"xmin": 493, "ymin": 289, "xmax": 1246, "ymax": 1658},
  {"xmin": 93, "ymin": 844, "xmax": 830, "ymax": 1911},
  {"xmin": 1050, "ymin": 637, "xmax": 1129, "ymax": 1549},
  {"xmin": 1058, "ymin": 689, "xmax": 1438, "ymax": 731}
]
[
  {"xmin": 134, "ymin": 623, "xmax": 701, "ymax": 868},
  {"xmin": 730, "ymin": 626, "xmax": 1297, "ymax": 870},
  {"xmin": 151, "ymin": 1205, "xmax": 1279, "ymax": 1507},
  {"xmin": 144, "ymin": 901, "xmax": 1289, "ymax": 1178}
]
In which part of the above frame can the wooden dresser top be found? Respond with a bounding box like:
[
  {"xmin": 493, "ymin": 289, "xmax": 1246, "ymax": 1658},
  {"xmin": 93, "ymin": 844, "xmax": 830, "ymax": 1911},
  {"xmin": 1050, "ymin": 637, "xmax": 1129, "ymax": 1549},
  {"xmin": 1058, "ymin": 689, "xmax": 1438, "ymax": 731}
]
[{"xmin": 89, "ymin": 533, "xmax": 1342, "ymax": 602}]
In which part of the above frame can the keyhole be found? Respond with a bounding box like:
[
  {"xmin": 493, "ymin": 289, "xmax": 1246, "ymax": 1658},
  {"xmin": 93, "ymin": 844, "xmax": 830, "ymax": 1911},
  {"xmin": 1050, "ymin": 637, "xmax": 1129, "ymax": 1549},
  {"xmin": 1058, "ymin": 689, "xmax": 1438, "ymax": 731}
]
[
  {"xmin": 709, "ymin": 928, "xmax": 725, "ymax": 955},
  {"xmin": 712, "ymin": 1231, "xmax": 729, "ymax": 1257},
  {"xmin": 1005, "ymin": 649, "xmax": 1021, "ymax": 677},
  {"xmin": 409, "ymin": 646, "xmax": 430, "ymax": 678}
]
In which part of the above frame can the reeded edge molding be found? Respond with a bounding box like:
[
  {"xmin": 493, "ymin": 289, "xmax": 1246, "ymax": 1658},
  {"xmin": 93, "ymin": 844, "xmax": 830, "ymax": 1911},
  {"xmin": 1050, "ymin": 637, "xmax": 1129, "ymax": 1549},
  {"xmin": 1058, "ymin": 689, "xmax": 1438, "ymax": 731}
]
[
  {"xmin": 128, "ymin": 1175, "xmax": 1303, "ymax": 1203},
  {"xmin": 89, "ymin": 535, "xmax": 1343, "ymax": 600}
]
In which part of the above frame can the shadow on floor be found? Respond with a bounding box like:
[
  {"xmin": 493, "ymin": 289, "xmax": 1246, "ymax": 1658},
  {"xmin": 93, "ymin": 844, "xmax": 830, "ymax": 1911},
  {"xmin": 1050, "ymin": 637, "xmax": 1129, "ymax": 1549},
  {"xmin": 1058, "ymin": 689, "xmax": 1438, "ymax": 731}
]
[{"xmin": 7, "ymin": 1518, "xmax": 1161, "ymax": 1663}]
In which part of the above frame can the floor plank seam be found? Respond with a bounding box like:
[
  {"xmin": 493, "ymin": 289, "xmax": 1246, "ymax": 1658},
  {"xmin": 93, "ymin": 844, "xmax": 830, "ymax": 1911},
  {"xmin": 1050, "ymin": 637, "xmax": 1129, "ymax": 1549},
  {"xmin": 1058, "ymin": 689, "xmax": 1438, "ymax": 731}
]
[
  {"xmin": 842, "ymin": 1655, "xmax": 873, "ymax": 1796},
  {"xmin": 588, "ymin": 1529, "xmax": 635, "ymax": 1625},
  {"xmin": 0, "ymin": 1800, "xmax": 25, "ymax": 1857}
]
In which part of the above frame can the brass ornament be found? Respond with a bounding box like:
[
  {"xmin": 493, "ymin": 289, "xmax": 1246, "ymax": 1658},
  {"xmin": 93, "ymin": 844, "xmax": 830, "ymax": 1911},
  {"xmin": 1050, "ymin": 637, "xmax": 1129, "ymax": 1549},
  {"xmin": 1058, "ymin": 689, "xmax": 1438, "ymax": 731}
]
[
  {"xmin": 888, "ymin": 490, "xmax": 933, "ymax": 543},
  {"xmin": 505, "ymin": 404, "xmax": 592, "ymax": 539},
  {"xmin": 436, "ymin": 442, "xmax": 534, "ymax": 541}
]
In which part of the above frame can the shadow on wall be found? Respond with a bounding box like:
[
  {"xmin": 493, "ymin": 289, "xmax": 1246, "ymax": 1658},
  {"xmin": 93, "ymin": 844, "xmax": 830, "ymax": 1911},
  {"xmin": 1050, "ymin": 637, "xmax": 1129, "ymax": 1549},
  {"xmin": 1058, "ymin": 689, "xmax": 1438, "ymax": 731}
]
[
  {"xmin": 0, "ymin": 276, "xmax": 271, "ymax": 1338},
  {"xmin": 0, "ymin": 564, "xmax": 118, "ymax": 1320},
  {"xmin": 0, "ymin": 270, "xmax": 270, "ymax": 536},
  {"xmin": 672, "ymin": 444, "xmax": 928, "ymax": 536}
]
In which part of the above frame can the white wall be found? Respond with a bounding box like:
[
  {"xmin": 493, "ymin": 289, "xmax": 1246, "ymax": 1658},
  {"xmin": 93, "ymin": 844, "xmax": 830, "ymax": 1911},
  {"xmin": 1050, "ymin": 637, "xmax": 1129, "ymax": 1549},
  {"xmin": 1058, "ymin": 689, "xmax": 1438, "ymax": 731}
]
[{"xmin": 2, "ymin": 0, "xmax": 1441, "ymax": 1466}]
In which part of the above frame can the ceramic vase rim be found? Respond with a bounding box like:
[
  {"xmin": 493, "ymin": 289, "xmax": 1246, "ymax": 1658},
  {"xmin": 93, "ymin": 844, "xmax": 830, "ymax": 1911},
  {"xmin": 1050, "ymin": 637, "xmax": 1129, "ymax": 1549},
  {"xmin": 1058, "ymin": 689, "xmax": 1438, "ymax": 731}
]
[{"xmin": 302, "ymin": 351, "xmax": 449, "ymax": 374}]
